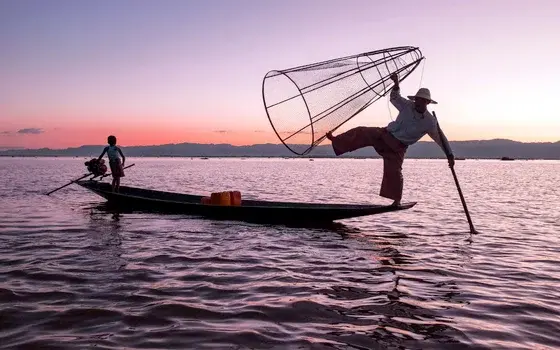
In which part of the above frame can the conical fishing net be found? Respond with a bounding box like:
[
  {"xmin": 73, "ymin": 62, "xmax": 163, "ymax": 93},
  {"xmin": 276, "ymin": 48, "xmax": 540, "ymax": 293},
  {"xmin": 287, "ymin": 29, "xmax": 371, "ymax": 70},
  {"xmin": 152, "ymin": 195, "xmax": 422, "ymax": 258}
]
[{"xmin": 262, "ymin": 46, "xmax": 424, "ymax": 155}]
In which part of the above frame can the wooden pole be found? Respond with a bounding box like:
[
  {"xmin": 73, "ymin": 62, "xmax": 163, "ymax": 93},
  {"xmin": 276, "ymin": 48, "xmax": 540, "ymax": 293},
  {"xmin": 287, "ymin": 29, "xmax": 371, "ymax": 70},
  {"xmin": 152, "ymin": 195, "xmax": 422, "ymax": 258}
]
[
  {"xmin": 46, "ymin": 163, "xmax": 136, "ymax": 195},
  {"xmin": 46, "ymin": 172, "xmax": 93, "ymax": 195},
  {"xmin": 433, "ymin": 112, "xmax": 477, "ymax": 234},
  {"xmin": 98, "ymin": 163, "xmax": 135, "ymax": 180}
]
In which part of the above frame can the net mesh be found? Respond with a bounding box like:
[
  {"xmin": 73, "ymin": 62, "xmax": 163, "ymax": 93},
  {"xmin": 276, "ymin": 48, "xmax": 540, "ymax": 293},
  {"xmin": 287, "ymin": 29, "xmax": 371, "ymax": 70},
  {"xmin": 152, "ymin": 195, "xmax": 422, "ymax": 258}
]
[{"xmin": 262, "ymin": 46, "xmax": 424, "ymax": 155}]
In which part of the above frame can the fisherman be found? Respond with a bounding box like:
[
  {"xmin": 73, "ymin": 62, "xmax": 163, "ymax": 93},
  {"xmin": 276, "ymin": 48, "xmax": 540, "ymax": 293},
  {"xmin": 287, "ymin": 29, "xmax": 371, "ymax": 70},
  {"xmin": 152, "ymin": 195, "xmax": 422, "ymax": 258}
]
[{"xmin": 326, "ymin": 73, "xmax": 455, "ymax": 206}]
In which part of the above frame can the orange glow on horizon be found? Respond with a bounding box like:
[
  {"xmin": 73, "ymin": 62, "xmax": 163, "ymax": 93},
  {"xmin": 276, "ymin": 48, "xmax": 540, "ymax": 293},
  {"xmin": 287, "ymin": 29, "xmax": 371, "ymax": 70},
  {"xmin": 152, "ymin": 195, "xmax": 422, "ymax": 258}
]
[
  {"xmin": 0, "ymin": 125, "xmax": 283, "ymax": 149},
  {"xmin": 1, "ymin": 121, "xmax": 559, "ymax": 150}
]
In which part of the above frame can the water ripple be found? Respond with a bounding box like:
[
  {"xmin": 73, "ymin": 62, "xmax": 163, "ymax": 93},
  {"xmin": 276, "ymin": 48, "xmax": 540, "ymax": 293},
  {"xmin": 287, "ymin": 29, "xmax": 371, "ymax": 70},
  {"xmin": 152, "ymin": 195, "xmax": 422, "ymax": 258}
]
[{"xmin": 0, "ymin": 158, "xmax": 559, "ymax": 349}]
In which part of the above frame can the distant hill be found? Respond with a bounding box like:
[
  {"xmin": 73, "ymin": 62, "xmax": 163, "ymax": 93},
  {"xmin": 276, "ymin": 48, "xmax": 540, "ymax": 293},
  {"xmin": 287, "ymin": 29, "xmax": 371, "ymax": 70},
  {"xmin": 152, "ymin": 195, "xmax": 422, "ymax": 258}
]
[{"xmin": 1, "ymin": 139, "xmax": 559, "ymax": 159}]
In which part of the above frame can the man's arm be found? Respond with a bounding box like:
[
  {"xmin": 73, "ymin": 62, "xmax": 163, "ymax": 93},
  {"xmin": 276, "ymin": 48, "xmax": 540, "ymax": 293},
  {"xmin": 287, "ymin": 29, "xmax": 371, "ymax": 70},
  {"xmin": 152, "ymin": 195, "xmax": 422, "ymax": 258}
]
[
  {"xmin": 427, "ymin": 119, "xmax": 455, "ymax": 167},
  {"xmin": 389, "ymin": 73, "xmax": 409, "ymax": 112}
]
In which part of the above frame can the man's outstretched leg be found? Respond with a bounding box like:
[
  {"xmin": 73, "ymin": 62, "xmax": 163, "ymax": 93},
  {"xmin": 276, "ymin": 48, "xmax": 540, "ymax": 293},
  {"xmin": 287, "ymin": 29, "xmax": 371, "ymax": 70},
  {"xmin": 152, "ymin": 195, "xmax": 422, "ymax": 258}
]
[
  {"xmin": 326, "ymin": 127, "xmax": 384, "ymax": 156},
  {"xmin": 327, "ymin": 126, "xmax": 406, "ymax": 205}
]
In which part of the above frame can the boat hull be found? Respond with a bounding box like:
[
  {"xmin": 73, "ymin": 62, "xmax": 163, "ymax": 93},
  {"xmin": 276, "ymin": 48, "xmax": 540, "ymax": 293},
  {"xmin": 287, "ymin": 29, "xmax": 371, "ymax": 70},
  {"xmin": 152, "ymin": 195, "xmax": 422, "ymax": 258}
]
[{"xmin": 76, "ymin": 180, "xmax": 416, "ymax": 224}]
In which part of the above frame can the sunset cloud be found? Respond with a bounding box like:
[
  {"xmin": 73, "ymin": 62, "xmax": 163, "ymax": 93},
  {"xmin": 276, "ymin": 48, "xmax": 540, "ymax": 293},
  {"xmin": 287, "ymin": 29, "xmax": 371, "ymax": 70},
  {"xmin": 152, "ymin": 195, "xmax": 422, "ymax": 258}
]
[{"xmin": 17, "ymin": 128, "xmax": 44, "ymax": 135}]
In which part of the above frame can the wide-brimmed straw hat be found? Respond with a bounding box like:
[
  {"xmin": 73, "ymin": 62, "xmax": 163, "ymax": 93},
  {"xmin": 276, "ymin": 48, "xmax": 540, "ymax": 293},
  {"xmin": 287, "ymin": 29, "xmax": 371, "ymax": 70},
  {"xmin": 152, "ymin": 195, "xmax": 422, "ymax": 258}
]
[{"xmin": 408, "ymin": 88, "xmax": 437, "ymax": 104}]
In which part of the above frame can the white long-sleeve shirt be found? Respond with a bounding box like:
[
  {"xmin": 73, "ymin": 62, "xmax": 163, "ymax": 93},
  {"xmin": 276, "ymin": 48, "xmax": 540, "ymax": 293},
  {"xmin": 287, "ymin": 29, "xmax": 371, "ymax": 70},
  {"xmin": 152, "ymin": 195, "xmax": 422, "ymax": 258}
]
[{"xmin": 386, "ymin": 87, "xmax": 453, "ymax": 157}]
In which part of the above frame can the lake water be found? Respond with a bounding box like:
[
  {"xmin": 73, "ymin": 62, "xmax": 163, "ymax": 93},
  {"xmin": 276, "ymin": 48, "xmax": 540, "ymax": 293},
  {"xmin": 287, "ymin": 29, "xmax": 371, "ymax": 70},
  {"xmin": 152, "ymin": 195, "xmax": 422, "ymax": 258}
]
[{"xmin": 0, "ymin": 157, "xmax": 559, "ymax": 349}]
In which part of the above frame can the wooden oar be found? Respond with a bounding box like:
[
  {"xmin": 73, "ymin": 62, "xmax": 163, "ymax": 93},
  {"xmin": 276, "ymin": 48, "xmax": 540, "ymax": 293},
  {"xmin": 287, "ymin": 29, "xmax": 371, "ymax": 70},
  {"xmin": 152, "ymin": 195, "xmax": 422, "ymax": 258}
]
[
  {"xmin": 433, "ymin": 112, "xmax": 478, "ymax": 234},
  {"xmin": 98, "ymin": 163, "xmax": 135, "ymax": 180},
  {"xmin": 46, "ymin": 172, "xmax": 94, "ymax": 195},
  {"xmin": 46, "ymin": 163, "xmax": 136, "ymax": 195}
]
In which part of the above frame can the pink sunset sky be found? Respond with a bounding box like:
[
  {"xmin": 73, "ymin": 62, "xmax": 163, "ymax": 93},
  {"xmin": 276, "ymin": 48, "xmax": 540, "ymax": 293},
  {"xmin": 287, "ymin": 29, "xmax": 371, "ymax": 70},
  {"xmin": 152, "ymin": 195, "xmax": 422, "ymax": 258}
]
[{"xmin": 1, "ymin": 0, "xmax": 559, "ymax": 149}]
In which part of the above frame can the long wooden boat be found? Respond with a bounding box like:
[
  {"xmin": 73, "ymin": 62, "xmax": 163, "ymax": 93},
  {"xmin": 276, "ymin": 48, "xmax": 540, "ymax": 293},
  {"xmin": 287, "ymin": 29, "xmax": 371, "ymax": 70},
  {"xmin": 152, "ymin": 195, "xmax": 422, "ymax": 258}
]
[{"xmin": 77, "ymin": 180, "xmax": 416, "ymax": 224}]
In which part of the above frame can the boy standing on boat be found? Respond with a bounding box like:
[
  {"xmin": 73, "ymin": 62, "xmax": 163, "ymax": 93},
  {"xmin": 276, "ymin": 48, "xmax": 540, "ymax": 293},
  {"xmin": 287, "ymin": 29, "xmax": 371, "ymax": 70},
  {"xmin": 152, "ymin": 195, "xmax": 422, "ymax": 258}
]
[
  {"xmin": 98, "ymin": 135, "xmax": 126, "ymax": 192},
  {"xmin": 326, "ymin": 73, "xmax": 454, "ymax": 206}
]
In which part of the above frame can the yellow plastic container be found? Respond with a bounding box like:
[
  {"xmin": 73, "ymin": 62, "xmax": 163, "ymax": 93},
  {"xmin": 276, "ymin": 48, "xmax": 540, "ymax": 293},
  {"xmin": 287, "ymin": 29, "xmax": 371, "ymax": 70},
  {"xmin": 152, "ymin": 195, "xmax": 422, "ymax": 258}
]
[
  {"xmin": 210, "ymin": 191, "xmax": 231, "ymax": 206},
  {"xmin": 230, "ymin": 191, "xmax": 242, "ymax": 206}
]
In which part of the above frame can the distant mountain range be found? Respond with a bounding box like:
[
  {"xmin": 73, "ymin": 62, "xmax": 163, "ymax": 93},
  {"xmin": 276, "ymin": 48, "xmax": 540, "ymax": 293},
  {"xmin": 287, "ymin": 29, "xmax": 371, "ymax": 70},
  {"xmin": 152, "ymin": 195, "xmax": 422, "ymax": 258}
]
[{"xmin": 1, "ymin": 139, "xmax": 559, "ymax": 159}]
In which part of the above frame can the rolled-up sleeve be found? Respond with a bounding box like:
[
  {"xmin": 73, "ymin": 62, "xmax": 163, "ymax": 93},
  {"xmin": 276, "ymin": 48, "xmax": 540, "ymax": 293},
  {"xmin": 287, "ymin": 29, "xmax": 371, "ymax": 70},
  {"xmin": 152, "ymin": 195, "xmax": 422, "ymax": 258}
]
[
  {"xmin": 390, "ymin": 86, "xmax": 409, "ymax": 112},
  {"xmin": 427, "ymin": 119, "xmax": 453, "ymax": 157}
]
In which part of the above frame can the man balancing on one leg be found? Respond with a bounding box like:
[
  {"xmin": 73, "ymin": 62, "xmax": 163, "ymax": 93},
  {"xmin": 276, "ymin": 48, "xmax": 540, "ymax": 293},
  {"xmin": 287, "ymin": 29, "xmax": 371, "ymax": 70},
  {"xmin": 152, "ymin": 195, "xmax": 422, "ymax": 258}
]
[{"xmin": 326, "ymin": 73, "xmax": 455, "ymax": 206}]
